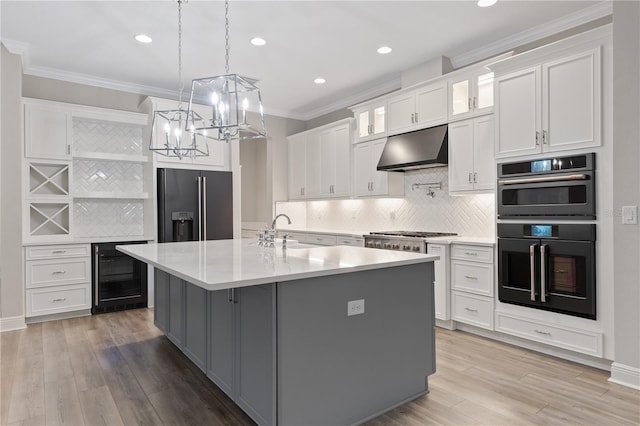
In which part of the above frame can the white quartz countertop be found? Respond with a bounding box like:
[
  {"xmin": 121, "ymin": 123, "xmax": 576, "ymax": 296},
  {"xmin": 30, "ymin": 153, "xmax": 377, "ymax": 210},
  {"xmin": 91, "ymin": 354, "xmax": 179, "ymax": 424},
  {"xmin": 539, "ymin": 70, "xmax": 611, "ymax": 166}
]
[{"xmin": 117, "ymin": 239, "xmax": 438, "ymax": 291}]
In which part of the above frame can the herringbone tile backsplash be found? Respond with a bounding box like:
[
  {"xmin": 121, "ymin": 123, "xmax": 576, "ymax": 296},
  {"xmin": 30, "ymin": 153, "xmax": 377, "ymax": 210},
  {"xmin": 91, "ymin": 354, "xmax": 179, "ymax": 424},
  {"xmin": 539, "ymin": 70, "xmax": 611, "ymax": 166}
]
[
  {"xmin": 73, "ymin": 118, "xmax": 143, "ymax": 155},
  {"xmin": 74, "ymin": 200, "xmax": 144, "ymax": 237},
  {"xmin": 276, "ymin": 168, "xmax": 495, "ymax": 238},
  {"xmin": 73, "ymin": 160, "xmax": 145, "ymax": 194}
]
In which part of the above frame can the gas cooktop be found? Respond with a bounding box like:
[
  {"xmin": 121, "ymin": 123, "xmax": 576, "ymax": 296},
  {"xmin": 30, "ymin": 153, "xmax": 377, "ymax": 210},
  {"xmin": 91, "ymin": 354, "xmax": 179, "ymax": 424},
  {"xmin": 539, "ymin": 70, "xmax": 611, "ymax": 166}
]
[{"xmin": 369, "ymin": 231, "xmax": 458, "ymax": 238}]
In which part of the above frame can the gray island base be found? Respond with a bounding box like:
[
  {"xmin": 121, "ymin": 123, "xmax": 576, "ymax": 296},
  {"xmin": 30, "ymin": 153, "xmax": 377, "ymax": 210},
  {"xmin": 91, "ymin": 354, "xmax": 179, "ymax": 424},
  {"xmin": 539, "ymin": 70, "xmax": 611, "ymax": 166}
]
[{"xmin": 119, "ymin": 241, "xmax": 436, "ymax": 426}]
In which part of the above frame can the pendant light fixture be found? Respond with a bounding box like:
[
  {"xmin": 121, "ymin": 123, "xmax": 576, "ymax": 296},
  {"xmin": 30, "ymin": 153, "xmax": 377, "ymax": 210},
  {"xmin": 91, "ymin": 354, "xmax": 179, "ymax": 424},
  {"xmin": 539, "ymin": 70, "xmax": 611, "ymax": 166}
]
[
  {"xmin": 149, "ymin": 0, "xmax": 209, "ymax": 159},
  {"xmin": 187, "ymin": 0, "xmax": 267, "ymax": 142}
]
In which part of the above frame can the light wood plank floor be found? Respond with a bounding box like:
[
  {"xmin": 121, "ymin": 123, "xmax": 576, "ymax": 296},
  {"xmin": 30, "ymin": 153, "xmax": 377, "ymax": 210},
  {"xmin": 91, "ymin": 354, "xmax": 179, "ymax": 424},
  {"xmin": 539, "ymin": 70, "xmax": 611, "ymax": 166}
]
[{"xmin": 1, "ymin": 309, "xmax": 638, "ymax": 425}]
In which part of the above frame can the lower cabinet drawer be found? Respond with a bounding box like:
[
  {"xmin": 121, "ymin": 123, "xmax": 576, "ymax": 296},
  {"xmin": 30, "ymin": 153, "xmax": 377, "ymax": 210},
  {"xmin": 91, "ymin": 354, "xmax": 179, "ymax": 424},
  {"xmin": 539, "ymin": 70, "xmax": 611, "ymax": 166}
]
[
  {"xmin": 452, "ymin": 291, "xmax": 494, "ymax": 330},
  {"xmin": 290, "ymin": 233, "xmax": 337, "ymax": 246},
  {"xmin": 26, "ymin": 257, "xmax": 91, "ymax": 288},
  {"xmin": 451, "ymin": 260, "xmax": 493, "ymax": 296},
  {"xmin": 26, "ymin": 244, "xmax": 90, "ymax": 260},
  {"xmin": 26, "ymin": 283, "xmax": 91, "ymax": 317},
  {"xmin": 495, "ymin": 311, "xmax": 603, "ymax": 357}
]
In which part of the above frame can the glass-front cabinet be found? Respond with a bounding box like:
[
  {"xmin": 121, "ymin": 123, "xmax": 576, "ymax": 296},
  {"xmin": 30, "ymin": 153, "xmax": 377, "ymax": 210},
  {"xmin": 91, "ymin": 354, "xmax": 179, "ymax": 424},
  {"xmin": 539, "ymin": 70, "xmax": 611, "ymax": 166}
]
[
  {"xmin": 351, "ymin": 100, "xmax": 386, "ymax": 143},
  {"xmin": 449, "ymin": 70, "xmax": 494, "ymax": 121}
]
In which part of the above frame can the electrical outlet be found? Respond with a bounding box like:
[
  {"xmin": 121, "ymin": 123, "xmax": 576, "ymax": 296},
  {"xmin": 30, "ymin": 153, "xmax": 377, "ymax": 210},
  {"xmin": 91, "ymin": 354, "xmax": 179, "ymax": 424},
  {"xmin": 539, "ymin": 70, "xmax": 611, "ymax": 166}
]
[
  {"xmin": 347, "ymin": 299, "xmax": 365, "ymax": 316},
  {"xmin": 622, "ymin": 205, "xmax": 638, "ymax": 225}
]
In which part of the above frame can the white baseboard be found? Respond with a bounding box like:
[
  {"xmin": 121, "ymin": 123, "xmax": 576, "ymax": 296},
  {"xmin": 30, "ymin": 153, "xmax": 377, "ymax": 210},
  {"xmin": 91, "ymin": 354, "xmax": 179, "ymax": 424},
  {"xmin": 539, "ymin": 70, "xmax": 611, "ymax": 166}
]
[
  {"xmin": 609, "ymin": 362, "xmax": 640, "ymax": 390},
  {"xmin": 0, "ymin": 316, "xmax": 26, "ymax": 332}
]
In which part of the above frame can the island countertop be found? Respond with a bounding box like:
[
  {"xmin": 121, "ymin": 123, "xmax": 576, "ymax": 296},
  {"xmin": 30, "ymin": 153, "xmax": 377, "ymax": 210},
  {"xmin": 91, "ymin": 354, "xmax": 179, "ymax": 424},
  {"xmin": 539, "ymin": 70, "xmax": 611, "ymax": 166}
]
[{"xmin": 117, "ymin": 239, "xmax": 438, "ymax": 291}]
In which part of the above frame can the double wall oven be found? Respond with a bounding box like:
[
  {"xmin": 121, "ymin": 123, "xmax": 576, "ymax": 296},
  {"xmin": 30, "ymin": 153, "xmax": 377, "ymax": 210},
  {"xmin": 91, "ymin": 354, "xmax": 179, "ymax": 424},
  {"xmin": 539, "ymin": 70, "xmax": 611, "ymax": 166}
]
[{"xmin": 497, "ymin": 153, "xmax": 597, "ymax": 320}]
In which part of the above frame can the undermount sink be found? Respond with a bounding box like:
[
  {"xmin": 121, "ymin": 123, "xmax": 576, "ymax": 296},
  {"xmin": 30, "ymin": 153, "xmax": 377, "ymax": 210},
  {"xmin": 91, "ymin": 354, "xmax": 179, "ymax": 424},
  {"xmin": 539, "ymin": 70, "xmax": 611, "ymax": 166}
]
[{"xmin": 247, "ymin": 238, "xmax": 299, "ymax": 247}]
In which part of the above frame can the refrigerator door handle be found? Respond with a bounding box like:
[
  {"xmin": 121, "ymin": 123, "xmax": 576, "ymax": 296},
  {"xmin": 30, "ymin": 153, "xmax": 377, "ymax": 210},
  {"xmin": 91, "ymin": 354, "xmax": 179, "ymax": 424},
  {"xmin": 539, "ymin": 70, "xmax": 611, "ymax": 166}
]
[
  {"xmin": 203, "ymin": 176, "xmax": 207, "ymax": 241},
  {"xmin": 94, "ymin": 246, "xmax": 100, "ymax": 306},
  {"xmin": 529, "ymin": 243, "xmax": 538, "ymax": 301},
  {"xmin": 540, "ymin": 244, "xmax": 548, "ymax": 303},
  {"xmin": 197, "ymin": 176, "xmax": 202, "ymax": 240}
]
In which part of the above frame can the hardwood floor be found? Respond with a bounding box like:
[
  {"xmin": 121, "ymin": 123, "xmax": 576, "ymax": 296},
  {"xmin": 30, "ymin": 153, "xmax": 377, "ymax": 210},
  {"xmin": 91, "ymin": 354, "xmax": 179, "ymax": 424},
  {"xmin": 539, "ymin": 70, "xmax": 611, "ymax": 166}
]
[{"xmin": 1, "ymin": 309, "xmax": 638, "ymax": 425}]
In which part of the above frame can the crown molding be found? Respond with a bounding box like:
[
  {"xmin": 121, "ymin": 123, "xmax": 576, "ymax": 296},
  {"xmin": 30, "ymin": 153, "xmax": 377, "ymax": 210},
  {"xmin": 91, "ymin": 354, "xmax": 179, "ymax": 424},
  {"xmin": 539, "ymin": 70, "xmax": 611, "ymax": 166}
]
[
  {"xmin": 297, "ymin": 76, "xmax": 402, "ymax": 121},
  {"xmin": 450, "ymin": 1, "xmax": 613, "ymax": 68},
  {"xmin": 1, "ymin": 39, "xmax": 30, "ymax": 66}
]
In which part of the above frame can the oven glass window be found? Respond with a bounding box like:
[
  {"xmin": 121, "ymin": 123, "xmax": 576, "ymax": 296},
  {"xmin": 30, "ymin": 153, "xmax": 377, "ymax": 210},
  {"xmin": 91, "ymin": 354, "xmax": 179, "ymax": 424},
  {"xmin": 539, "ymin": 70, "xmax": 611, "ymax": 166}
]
[
  {"xmin": 502, "ymin": 186, "xmax": 587, "ymax": 206},
  {"xmin": 504, "ymin": 251, "xmax": 531, "ymax": 291},
  {"xmin": 549, "ymin": 254, "xmax": 586, "ymax": 298}
]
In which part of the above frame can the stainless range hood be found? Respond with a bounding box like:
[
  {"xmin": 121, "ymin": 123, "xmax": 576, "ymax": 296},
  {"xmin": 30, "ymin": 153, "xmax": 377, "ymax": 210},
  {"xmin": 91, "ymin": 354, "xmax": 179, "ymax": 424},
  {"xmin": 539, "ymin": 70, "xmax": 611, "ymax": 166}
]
[{"xmin": 376, "ymin": 124, "xmax": 448, "ymax": 172}]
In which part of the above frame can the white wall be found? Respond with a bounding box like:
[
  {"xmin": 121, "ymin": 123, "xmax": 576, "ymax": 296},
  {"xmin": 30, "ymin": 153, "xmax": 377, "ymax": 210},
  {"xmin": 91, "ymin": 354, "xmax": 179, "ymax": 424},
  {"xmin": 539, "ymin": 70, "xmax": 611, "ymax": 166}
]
[
  {"xmin": 611, "ymin": 0, "xmax": 640, "ymax": 388},
  {"xmin": 0, "ymin": 45, "xmax": 25, "ymax": 330}
]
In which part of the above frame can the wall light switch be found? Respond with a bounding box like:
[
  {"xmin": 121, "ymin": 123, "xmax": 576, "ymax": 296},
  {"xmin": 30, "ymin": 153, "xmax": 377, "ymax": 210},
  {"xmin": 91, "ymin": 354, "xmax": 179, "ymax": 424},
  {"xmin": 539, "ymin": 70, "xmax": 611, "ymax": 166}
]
[
  {"xmin": 347, "ymin": 299, "xmax": 365, "ymax": 316},
  {"xmin": 622, "ymin": 205, "xmax": 638, "ymax": 225}
]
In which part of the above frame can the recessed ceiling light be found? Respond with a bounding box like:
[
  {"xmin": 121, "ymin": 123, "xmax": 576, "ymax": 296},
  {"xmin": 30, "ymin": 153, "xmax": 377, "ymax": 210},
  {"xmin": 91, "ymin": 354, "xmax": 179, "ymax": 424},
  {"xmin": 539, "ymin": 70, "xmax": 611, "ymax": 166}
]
[
  {"xmin": 477, "ymin": 0, "xmax": 497, "ymax": 7},
  {"xmin": 135, "ymin": 34, "xmax": 153, "ymax": 43},
  {"xmin": 377, "ymin": 46, "xmax": 393, "ymax": 55},
  {"xmin": 251, "ymin": 37, "xmax": 266, "ymax": 46},
  {"xmin": 314, "ymin": 78, "xmax": 326, "ymax": 84}
]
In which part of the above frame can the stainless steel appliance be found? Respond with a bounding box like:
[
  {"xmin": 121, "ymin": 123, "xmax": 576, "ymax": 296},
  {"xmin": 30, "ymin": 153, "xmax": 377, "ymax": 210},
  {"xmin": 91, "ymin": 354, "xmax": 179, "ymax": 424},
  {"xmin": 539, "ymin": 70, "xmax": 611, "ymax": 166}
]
[
  {"xmin": 157, "ymin": 168, "xmax": 233, "ymax": 242},
  {"xmin": 92, "ymin": 241, "xmax": 148, "ymax": 314},
  {"xmin": 377, "ymin": 125, "xmax": 448, "ymax": 172},
  {"xmin": 365, "ymin": 231, "xmax": 458, "ymax": 253},
  {"xmin": 497, "ymin": 153, "xmax": 595, "ymax": 219},
  {"xmin": 497, "ymin": 223, "xmax": 596, "ymax": 319}
]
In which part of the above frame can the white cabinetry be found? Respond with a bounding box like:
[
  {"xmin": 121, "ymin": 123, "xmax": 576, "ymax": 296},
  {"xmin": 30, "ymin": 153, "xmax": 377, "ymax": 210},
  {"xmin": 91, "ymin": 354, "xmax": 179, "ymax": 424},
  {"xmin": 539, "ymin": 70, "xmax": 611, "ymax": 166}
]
[
  {"xmin": 141, "ymin": 97, "xmax": 229, "ymax": 170},
  {"xmin": 427, "ymin": 243, "xmax": 450, "ymax": 321},
  {"xmin": 25, "ymin": 244, "xmax": 91, "ymax": 318},
  {"xmin": 494, "ymin": 48, "xmax": 601, "ymax": 158},
  {"xmin": 319, "ymin": 121, "xmax": 352, "ymax": 197},
  {"xmin": 448, "ymin": 70, "xmax": 494, "ymax": 122},
  {"xmin": 351, "ymin": 100, "xmax": 387, "ymax": 143},
  {"xmin": 287, "ymin": 119, "xmax": 352, "ymax": 200},
  {"xmin": 387, "ymin": 81, "xmax": 447, "ymax": 135},
  {"xmin": 353, "ymin": 138, "xmax": 404, "ymax": 198},
  {"xmin": 24, "ymin": 100, "xmax": 71, "ymax": 160},
  {"xmin": 448, "ymin": 116, "xmax": 495, "ymax": 194},
  {"xmin": 451, "ymin": 243, "xmax": 495, "ymax": 330}
]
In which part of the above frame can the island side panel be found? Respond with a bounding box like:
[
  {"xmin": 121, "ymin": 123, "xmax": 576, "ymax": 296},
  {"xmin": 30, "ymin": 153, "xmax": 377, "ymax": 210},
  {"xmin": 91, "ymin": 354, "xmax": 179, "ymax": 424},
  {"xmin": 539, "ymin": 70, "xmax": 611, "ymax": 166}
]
[{"xmin": 277, "ymin": 262, "xmax": 435, "ymax": 426}]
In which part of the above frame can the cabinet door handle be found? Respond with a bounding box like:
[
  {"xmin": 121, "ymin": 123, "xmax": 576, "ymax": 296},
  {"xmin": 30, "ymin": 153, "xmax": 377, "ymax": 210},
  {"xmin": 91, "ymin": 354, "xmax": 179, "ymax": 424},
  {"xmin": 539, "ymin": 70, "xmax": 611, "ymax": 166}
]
[
  {"xmin": 468, "ymin": 173, "xmax": 473, "ymax": 184},
  {"xmin": 67, "ymin": 145, "xmax": 71, "ymax": 155},
  {"xmin": 227, "ymin": 289, "xmax": 232, "ymax": 302},
  {"xmin": 52, "ymin": 250, "xmax": 66, "ymax": 254},
  {"xmin": 464, "ymin": 275, "xmax": 478, "ymax": 280},
  {"xmin": 535, "ymin": 131, "xmax": 540, "ymax": 146},
  {"xmin": 542, "ymin": 130, "xmax": 548, "ymax": 144},
  {"xmin": 468, "ymin": 97, "xmax": 472, "ymax": 111},
  {"xmin": 414, "ymin": 112, "xmax": 419, "ymax": 122},
  {"xmin": 52, "ymin": 298, "xmax": 66, "ymax": 302},
  {"xmin": 464, "ymin": 307, "xmax": 478, "ymax": 313},
  {"xmin": 473, "ymin": 96, "xmax": 477, "ymax": 110},
  {"xmin": 473, "ymin": 172, "xmax": 477, "ymax": 183},
  {"xmin": 534, "ymin": 329, "xmax": 551, "ymax": 336},
  {"xmin": 464, "ymin": 252, "xmax": 478, "ymax": 256},
  {"xmin": 52, "ymin": 270, "xmax": 66, "ymax": 275}
]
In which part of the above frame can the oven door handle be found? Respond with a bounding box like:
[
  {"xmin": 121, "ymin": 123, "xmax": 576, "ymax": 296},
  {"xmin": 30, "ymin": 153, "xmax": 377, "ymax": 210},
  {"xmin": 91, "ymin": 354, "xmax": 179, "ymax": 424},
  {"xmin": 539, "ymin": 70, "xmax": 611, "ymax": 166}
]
[
  {"xmin": 530, "ymin": 243, "xmax": 538, "ymax": 302},
  {"xmin": 498, "ymin": 173, "xmax": 588, "ymax": 186},
  {"xmin": 540, "ymin": 244, "xmax": 547, "ymax": 303}
]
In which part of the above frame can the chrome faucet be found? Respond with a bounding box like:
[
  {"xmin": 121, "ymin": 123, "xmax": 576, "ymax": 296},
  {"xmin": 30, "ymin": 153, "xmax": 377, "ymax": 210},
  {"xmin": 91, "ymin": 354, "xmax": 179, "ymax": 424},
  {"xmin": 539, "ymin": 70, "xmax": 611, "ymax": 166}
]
[{"xmin": 263, "ymin": 214, "xmax": 292, "ymax": 247}]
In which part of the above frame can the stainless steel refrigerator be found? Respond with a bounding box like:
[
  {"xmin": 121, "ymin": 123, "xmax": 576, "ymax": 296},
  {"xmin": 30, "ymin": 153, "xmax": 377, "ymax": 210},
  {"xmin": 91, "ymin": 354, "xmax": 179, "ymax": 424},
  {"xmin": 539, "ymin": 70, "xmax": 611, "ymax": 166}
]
[{"xmin": 157, "ymin": 168, "xmax": 233, "ymax": 243}]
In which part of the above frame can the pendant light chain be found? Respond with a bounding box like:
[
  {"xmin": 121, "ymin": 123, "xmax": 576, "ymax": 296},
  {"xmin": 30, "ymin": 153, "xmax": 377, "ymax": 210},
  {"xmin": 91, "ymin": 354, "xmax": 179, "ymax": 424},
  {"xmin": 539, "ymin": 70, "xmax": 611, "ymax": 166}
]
[
  {"xmin": 177, "ymin": 0, "xmax": 185, "ymax": 108},
  {"xmin": 224, "ymin": 0, "xmax": 230, "ymax": 74}
]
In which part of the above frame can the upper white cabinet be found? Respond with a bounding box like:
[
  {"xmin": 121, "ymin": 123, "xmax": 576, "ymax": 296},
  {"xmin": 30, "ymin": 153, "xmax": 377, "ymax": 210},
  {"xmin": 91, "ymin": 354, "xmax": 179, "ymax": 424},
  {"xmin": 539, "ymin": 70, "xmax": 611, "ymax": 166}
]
[
  {"xmin": 288, "ymin": 119, "xmax": 352, "ymax": 200},
  {"xmin": 141, "ymin": 97, "xmax": 229, "ymax": 170},
  {"xmin": 387, "ymin": 81, "xmax": 447, "ymax": 135},
  {"xmin": 352, "ymin": 138, "xmax": 403, "ymax": 198},
  {"xmin": 25, "ymin": 100, "xmax": 72, "ymax": 160},
  {"xmin": 494, "ymin": 48, "xmax": 601, "ymax": 158},
  {"xmin": 352, "ymin": 100, "xmax": 387, "ymax": 143},
  {"xmin": 448, "ymin": 70, "xmax": 494, "ymax": 122},
  {"xmin": 448, "ymin": 116, "xmax": 495, "ymax": 194},
  {"xmin": 319, "ymin": 122, "xmax": 351, "ymax": 198}
]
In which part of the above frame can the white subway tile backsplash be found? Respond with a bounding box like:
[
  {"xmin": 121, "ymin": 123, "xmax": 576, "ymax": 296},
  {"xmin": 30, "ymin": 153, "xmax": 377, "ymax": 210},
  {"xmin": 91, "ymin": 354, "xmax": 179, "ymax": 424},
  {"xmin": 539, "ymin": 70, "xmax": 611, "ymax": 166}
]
[{"xmin": 276, "ymin": 168, "xmax": 495, "ymax": 238}]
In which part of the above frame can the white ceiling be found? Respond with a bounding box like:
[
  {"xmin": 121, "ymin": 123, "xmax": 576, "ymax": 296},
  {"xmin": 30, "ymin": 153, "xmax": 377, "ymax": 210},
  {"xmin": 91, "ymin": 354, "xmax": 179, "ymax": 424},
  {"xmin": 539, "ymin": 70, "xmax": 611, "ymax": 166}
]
[{"xmin": 1, "ymin": 1, "xmax": 609, "ymax": 120}]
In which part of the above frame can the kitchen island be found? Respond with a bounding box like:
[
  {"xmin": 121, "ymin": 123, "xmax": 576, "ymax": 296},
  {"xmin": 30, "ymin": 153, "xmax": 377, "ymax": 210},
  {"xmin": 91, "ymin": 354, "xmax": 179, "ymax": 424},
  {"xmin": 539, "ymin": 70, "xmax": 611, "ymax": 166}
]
[{"xmin": 118, "ymin": 239, "xmax": 438, "ymax": 426}]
